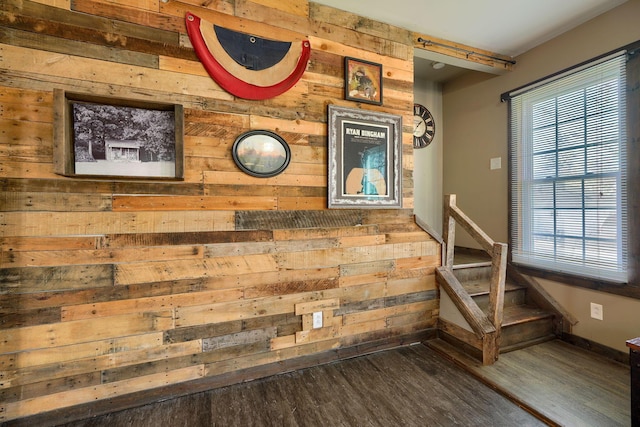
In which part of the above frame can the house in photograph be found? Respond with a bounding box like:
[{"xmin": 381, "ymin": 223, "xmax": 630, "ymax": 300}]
[
  {"xmin": 105, "ymin": 140, "xmax": 142, "ymax": 162},
  {"xmin": 1, "ymin": 1, "xmax": 638, "ymax": 426}
]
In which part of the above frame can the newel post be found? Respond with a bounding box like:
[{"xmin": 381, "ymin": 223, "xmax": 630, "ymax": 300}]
[{"xmin": 488, "ymin": 242, "xmax": 508, "ymax": 354}]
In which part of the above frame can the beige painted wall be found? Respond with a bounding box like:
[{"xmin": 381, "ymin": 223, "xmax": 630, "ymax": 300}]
[
  {"xmin": 413, "ymin": 79, "xmax": 443, "ymax": 237},
  {"xmin": 442, "ymin": 0, "xmax": 640, "ymax": 352},
  {"xmin": 538, "ymin": 279, "xmax": 639, "ymax": 352}
]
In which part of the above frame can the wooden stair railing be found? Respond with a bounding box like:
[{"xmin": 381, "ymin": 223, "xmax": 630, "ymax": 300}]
[{"xmin": 439, "ymin": 194, "xmax": 508, "ymax": 365}]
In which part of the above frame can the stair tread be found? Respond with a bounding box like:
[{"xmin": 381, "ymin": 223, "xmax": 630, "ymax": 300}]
[
  {"xmin": 452, "ymin": 261, "xmax": 492, "ymax": 269},
  {"xmin": 462, "ymin": 279, "xmax": 523, "ymax": 296},
  {"xmin": 502, "ymin": 304, "xmax": 554, "ymax": 326}
]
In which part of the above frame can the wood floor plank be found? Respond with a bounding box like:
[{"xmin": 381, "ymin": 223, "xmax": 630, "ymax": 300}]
[
  {"xmin": 428, "ymin": 339, "xmax": 630, "ymax": 427},
  {"xmin": 58, "ymin": 344, "xmax": 545, "ymax": 426},
  {"xmin": 60, "ymin": 390, "xmax": 212, "ymax": 427}
]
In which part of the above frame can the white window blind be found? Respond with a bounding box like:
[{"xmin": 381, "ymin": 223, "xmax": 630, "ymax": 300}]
[{"xmin": 509, "ymin": 52, "xmax": 628, "ymax": 283}]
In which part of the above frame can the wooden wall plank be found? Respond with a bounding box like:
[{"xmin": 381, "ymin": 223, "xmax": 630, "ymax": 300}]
[
  {"xmin": 0, "ymin": 118, "xmax": 52, "ymax": 147},
  {"xmin": 160, "ymin": 1, "xmax": 307, "ymax": 42},
  {"xmin": 0, "ymin": 44, "xmax": 232, "ymax": 101},
  {"xmin": 0, "ymin": 25, "xmax": 160, "ymax": 69},
  {"xmin": 0, "ymin": 211, "xmax": 236, "ymax": 237},
  {"xmin": 1, "ymin": 334, "xmax": 163, "ymax": 370},
  {"xmin": 2, "ymin": 338, "xmax": 198, "ymax": 389},
  {"xmin": 272, "ymin": 224, "xmax": 379, "ymax": 241},
  {"xmin": 295, "ymin": 298, "xmax": 340, "ymax": 315},
  {"xmin": 308, "ymin": 3, "xmax": 413, "ymax": 46},
  {"xmin": 203, "ymin": 338, "xmax": 340, "ymax": 377},
  {"xmin": 171, "ymin": 0, "xmax": 234, "ymax": 15},
  {"xmin": 30, "ymin": 0, "xmax": 71, "ymax": 9},
  {"xmin": 115, "ymin": 253, "xmax": 278, "ymax": 285},
  {"xmin": 71, "ymin": 0, "xmax": 184, "ymax": 33},
  {"xmin": 0, "ymin": 311, "xmax": 173, "ymax": 353},
  {"xmin": 276, "ymin": 242, "xmax": 436, "ymax": 270},
  {"xmin": 236, "ymin": 210, "xmax": 363, "ymax": 230},
  {"xmin": 0, "ymin": 265, "xmax": 113, "ymax": 293},
  {"xmin": 276, "ymin": 196, "xmax": 325, "ymax": 210},
  {"xmin": 20, "ymin": 0, "xmax": 179, "ymax": 45},
  {"xmin": 1, "ymin": 372, "xmax": 100, "ymax": 403},
  {"xmin": 2, "ymin": 366, "xmax": 204, "ymax": 421},
  {"xmin": 112, "ymin": 195, "xmax": 278, "ymax": 211},
  {"xmin": 242, "ymin": 269, "xmax": 340, "ymax": 299},
  {"xmin": 202, "ymin": 326, "xmax": 278, "ymax": 351},
  {"xmin": 242, "ymin": 0, "xmax": 309, "ymax": 17},
  {"xmin": 342, "ymin": 300, "xmax": 437, "ymax": 326},
  {"xmin": 61, "ymin": 288, "xmax": 243, "ymax": 321},
  {"xmin": 0, "ymin": 192, "xmax": 112, "ymax": 212},
  {"xmin": 0, "ymin": 86, "xmax": 52, "ymax": 122},
  {"xmin": 103, "ymin": 230, "xmax": 273, "ymax": 248},
  {"xmin": 0, "ymin": 178, "xmax": 171, "ymax": 195},
  {"xmin": 1, "ymin": 306, "xmax": 61, "ymax": 328},
  {"xmin": 0, "ymin": 145, "xmax": 52, "ymax": 164},
  {"xmin": 175, "ymin": 297, "xmax": 286, "ymax": 329},
  {"xmin": 98, "ymin": 0, "xmax": 160, "ymax": 12},
  {"xmin": 202, "ymin": 171, "xmax": 325, "ymax": 187},
  {"xmin": 203, "ymin": 241, "xmax": 273, "ymax": 257}
]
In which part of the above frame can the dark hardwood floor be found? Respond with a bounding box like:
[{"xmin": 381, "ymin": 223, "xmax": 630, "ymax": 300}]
[{"xmin": 58, "ymin": 344, "xmax": 546, "ymax": 427}]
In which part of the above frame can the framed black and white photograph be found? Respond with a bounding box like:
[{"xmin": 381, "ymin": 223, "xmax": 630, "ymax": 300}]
[
  {"xmin": 232, "ymin": 130, "xmax": 291, "ymax": 178},
  {"xmin": 54, "ymin": 90, "xmax": 184, "ymax": 179},
  {"xmin": 328, "ymin": 105, "xmax": 402, "ymax": 208},
  {"xmin": 344, "ymin": 57, "xmax": 383, "ymax": 105}
]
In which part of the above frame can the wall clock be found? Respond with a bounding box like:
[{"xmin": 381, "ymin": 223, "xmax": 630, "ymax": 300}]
[{"xmin": 413, "ymin": 103, "xmax": 435, "ymax": 149}]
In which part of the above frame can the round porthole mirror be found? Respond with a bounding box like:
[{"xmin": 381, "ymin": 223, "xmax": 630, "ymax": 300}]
[{"xmin": 232, "ymin": 130, "xmax": 291, "ymax": 178}]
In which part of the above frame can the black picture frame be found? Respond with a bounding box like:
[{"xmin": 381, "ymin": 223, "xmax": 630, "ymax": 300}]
[
  {"xmin": 53, "ymin": 89, "xmax": 184, "ymax": 180},
  {"xmin": 232, "ymin": 130, "xmax": 291, "ymax": 178},
  {"xmin": 328, "ymin": 105, "xmax": 402, "ymax": 208},
  {"xmin": 344, "ymin": 57, "xmax": 383, "ymax": 105}
]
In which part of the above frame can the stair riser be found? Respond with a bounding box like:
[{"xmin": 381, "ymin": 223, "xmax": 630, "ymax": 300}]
[
  {"xmin": 453, "ymin": 266, "xmax": 492, "ymax": 282},
  {"xmin": 473, "ymin": 289, "xmax": 526, "ymax": 311},
  {"xmin": 500, "ymin": 317, "xmax": 555, "ymax": 349}
]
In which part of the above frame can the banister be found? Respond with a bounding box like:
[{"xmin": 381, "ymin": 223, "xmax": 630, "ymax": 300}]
[
  {"xmin": 441, "ymin": 194, "xmax": 508, "ymax": 364},
  {"xmin": 488, "ymin": 242, "xmax": 508, "ymax": 342},
  {"xmin": 449, "ymin": 205, "xmax": 495, "ymax": 254},
  {"xmin": 436, "ymin": 267, "xmax": 496, "ymax": 340}
]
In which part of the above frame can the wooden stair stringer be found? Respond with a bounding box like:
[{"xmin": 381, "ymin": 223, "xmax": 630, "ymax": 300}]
[{"xmin": 507, "ymin": 264, "xmax": 578, "ymax": 335}]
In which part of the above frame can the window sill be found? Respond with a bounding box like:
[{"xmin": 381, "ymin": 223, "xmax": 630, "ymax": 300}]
[{"xmin": 512, "ymin": 263, "xmax": 640, "ymax": 300}]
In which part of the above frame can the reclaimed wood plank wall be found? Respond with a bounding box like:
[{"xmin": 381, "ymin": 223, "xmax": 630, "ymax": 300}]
[{"xmin": 0, "ymin": 0, "xmax": 440, "ymax": 422}]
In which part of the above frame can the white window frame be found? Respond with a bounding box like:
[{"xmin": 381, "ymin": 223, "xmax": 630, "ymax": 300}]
[{"xmin": 508, "ymin": 52, "xmax": 628, "ymax": 283}]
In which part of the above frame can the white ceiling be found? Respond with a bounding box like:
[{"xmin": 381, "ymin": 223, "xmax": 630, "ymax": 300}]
[{"xmin": 313, "ymin": 0, "xmax": 628, "ymax": 82}]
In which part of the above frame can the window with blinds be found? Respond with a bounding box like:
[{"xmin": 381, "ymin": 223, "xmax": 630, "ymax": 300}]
[{"xmin": 508, "ymin": 52, "xmax": 628, "ymax": 283}]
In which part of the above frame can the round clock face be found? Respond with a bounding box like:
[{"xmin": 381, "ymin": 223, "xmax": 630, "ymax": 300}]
[{"xmin": 413, "ymin": 103, "xmax": 435, "ymax": 149}]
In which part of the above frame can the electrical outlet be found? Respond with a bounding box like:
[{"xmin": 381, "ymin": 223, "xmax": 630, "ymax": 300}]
[
  {"xmin": 590, "ymin": 303, "xmax": 603, "ymax": 320},
  {"xmin": 312, "ymin": 311, "xmax": 323, "ymax": 329}
]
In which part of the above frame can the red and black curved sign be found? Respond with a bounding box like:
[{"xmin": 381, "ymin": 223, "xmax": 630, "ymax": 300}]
[{"xmin": 185, "ymin": 12, "xmax": 311, "ymax": 100}]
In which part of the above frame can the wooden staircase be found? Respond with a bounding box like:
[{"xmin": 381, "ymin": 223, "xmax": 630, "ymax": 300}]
[
  {"xmin": 453, "ymin": 261, "xmax": 556, "ymax": 354},
  {"xmin": 427, "ymin": 195, "xmax": 576, "ymax": 365}
]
